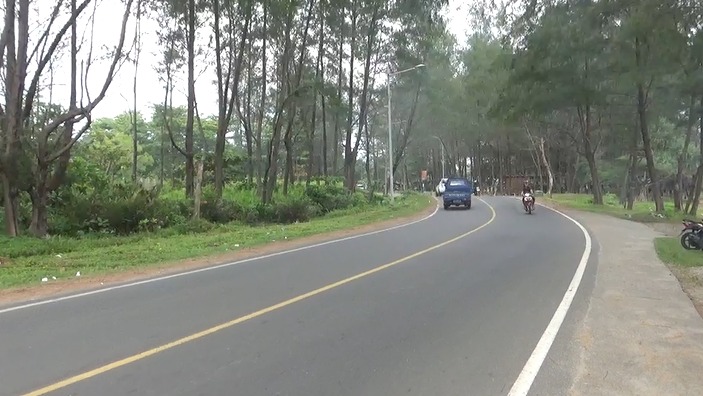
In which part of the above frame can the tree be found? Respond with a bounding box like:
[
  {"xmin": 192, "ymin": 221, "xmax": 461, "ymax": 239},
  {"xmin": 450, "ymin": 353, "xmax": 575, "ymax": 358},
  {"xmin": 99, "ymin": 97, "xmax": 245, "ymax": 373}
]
[{"xmin": 1, "ymin": 0, "xmax": 135, "ymax": 237}]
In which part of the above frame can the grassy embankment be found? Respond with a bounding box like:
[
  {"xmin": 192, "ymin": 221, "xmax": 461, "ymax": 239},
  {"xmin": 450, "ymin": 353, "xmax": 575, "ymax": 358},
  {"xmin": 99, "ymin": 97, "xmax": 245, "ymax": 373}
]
[
  {"xmin": 0, "ymin": 193, "xmax": 434, "ymax": 289},
  {"xmin": 545, "ymin": 193, "xmax": 688, "ymax": 222},
  {"xmin": 546, "ymin": 193, "xmax": 702, "ymax": 268}
]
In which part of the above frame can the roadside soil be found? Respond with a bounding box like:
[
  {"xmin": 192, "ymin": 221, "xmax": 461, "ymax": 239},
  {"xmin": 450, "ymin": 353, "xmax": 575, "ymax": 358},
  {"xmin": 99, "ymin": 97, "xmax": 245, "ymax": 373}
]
[
  {"xmin": 0, "ymin": 197, "xmax": 438, "ymax": 308},
  {"xmin": 543, "ymin": 198, "xmax": 703, "ymax": 319}
]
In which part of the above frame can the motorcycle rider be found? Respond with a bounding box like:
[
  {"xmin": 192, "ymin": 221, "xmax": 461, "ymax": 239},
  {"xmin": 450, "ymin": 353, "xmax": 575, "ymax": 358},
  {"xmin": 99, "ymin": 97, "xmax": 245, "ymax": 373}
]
[{"xmin": 521, "ymin": 179, "xmax": 535, "ymax": 208}]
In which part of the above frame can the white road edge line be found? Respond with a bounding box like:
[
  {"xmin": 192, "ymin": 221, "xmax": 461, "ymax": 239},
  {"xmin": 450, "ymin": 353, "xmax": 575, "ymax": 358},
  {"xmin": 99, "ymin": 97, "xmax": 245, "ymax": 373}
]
[
  {"xmin": 0, "ymin": 197, "xmax": 441, "ymax": 315},
  {"xmin": 507, "ymin": 197, "xmax": 593, "ymax": 396}
]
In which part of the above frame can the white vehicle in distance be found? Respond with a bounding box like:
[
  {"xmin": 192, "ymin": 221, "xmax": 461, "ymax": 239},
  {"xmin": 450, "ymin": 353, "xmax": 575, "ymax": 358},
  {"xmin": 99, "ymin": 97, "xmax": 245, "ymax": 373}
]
[{"xmin": 435, "ymin": 178, "xmax": 448, "ymax": 196}]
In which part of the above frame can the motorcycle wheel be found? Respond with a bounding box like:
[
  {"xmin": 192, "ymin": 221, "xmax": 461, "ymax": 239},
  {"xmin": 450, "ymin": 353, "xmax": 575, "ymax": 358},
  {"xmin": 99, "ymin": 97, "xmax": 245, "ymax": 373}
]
[{"xmin": 680, "ymin": 232, "xmax": 700, "ymax": 250}]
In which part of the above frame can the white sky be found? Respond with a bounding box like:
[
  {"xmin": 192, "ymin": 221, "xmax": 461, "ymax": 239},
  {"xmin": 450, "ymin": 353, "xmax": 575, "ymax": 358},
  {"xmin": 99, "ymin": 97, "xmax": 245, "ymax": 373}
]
[{"xmin": 45, "ymin": 0, "xmax": 473, "ymax": 120}]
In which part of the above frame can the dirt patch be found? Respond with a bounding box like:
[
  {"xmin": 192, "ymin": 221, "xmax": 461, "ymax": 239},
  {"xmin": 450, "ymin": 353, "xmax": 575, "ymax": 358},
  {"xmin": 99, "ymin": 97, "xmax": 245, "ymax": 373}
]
[
  {"xmin": 0, "ymin": 198, "xmax": 438, "ymax": 308},
  {"xmin": 667, "ymin": 265, "xmax": 703, "ymax": 319},
  {"xmin": 648, "ymin": 222, "xmax": 681, "ymax": 237}
]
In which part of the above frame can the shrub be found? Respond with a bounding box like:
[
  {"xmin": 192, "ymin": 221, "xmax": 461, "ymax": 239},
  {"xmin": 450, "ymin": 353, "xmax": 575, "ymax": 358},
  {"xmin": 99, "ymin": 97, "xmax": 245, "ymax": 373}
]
[
  {"xmin": 47, "ymin": 185, "xmax": 191, "ymax": 236},
  {"xmin": 270, "ymin": 191, "xmax": 314, "ymax": 223},
  {"xmin": 200, "ymin": 185, "xmax": 262, "ymax": 224},
  {"xmin": 154, "ymin": 194, "xmax": 190, "ymax": 227},
  {"xmin": 304, "ymin": 183, "xmax": 355, "ymax": 213},
  {"xmin": 18, "ymin": 174, "xmax": 373, "ymax": 237},
  {"xmin": 172, "ymin": 218, "xmax": 215, "ymax": 234}
]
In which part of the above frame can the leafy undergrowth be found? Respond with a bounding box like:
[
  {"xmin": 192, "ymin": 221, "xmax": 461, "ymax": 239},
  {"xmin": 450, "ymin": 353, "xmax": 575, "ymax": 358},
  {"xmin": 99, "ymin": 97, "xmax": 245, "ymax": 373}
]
[
  {"xmin": 546, "ymin": 193, "xmax": 700, "ymax": 223},
  {"xmin": 654, "ymin": 237, "xmax": 703, "ymax": 268},
  {"xmin": 0, "ymin": 193, "xmax": 433, "ymax": 289}
]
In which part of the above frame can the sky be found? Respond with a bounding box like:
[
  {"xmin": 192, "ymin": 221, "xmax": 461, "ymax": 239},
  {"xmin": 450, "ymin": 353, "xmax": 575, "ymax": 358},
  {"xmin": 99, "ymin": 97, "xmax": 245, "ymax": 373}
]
[{"xmin": 44, "ymin": 0, "xmax": 473, "ymax": 120}]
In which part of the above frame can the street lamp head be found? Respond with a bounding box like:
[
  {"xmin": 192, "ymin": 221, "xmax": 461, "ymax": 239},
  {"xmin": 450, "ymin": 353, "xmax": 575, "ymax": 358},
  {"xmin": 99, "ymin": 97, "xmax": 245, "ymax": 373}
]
[{"xmin": 415, "ymin": 63, "xmax": 426, "ymax": 68}]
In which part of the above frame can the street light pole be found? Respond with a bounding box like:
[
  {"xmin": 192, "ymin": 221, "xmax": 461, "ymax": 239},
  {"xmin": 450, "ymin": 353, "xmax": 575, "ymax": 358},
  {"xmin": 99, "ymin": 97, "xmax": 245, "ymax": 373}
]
[
  {"xmin": 432, "ymin": 135, "xmax": 445, "ymax": 178},
  {"xmin": 387, "ymin": 63, "xmax": 425, "ymax": 203},
  {"xmin": 440, "ymin": 141, "xmax": 445, "ymax": 178},
  {"xmin": 387, "ymin": 75, "xmax": 394, "ymax": 202}
]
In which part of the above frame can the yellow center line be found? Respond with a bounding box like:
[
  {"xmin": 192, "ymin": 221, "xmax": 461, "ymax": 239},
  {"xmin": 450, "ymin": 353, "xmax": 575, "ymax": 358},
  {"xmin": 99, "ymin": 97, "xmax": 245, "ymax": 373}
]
[{"xmin": 23, "ymin": 198, "xmax": 497, "ymax": 396}]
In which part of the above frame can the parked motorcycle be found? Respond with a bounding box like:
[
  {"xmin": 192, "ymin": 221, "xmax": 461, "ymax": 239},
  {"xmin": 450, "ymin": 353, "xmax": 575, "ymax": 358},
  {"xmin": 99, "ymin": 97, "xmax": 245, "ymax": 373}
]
[
  {"xmin": 522, "ymin": 193, "xmax": 535, "ymax": 214},
  {"xmin": 679, "ymin": 219, "xmax": 703, "ymax": 250}
]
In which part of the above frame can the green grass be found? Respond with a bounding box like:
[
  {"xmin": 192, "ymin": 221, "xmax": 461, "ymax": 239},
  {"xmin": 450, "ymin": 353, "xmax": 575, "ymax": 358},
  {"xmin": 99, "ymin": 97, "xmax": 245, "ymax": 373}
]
[
  {"xmin": 545, "ymin": 193, "xmax": 701, "ymax": 223},
  {"xmin": 0, "ymin": 193, "xmax": 433, "ymax": 289},
  {"xmin": 654, "ymin": 237, "xmax": 703, "ymax": 268}
]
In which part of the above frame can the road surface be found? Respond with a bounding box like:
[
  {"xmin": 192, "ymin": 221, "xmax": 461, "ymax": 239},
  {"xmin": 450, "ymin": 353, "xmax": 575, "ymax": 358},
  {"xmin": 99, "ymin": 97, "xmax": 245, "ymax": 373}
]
[{"xmin": 0, "ymin": 196, "xmax": 592, "ymax": 396}]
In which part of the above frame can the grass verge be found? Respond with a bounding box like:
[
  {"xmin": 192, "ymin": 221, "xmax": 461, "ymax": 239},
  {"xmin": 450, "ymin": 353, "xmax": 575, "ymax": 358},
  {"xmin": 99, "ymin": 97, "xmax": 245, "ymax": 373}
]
[
  {"xmin": 654, "ymin": 237, "xmax": 703, "ymax": 268},
  {"xmin": 545, "ymin": 193, "xmax": 700, "ymax": 223},
  {"xmin": 0, "ymin": 193, "xmax": 433, "ymax": 289}
]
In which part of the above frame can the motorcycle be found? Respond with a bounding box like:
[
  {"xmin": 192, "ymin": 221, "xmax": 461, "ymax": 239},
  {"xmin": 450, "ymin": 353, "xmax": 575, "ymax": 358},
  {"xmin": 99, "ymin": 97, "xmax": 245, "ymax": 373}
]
[
  {"xmin": 680, "ymin": 219, "xmax": 703, "ymax": 250},
  {"xmin": 522, "ymin": 193, "xmax": 535, "ymax": 214}
]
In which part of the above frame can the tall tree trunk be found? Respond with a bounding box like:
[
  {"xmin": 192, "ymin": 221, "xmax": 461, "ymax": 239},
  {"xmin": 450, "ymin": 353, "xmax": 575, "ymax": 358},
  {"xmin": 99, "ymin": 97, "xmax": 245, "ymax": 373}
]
[
  {"xmin": 212, "ymin": 0, "xmax": 227, "ymax": 197},
  {"xmin": 159, "ymin": 123, "xmax": 165, "ymax": 187},
  {"xmin": 364, "ymin": 117, "xmax": 373, "ymax": 199},
  {"xmin": 29, "ymin": 0, "xmax": 75, "ymax": 237},
  {"xmin": 687, "ymin": 96, "xmax": 703, "ymax": 216},
  {"xmin": 283, "ymin": 120, "xmax": 295, "ymax": 194},
  {"xmin": 245, "ymin": 44, "xmax": 254, "ymax": 184},
  {"xmin": 283, "ymin": 0, "xmax": 315, "ymax": 195},
  {"xmin": 497, "ymin": 144, "xmax": 504, "ymax": 194},
  {"xmin": 262, "ymin": 2, "xmax": 295, "ymax": 203},
  {"xmin": 215, "ymin": 0, "xmax": 251, "ymax": 198},
  {"xmin": 506, "ymin": 135, "xmax": 512, "ymax": 177},
  {"xmin": 392, "ymin": 81, "xmax": 422, "ymax": 176},
  {"xmin": 307, "ymin": 0, "xmax": 325, "ymax": 186},
  {"xmin": 321, "ymin": 94, "xmax": 328, "ymax": 178},
  {"xmin": 403, "ymin": 161, "xmax": 410, "ymax": 190},
  {"xmin": 345, "ymin": 3, "xmax": 379, "ymax": 190},
  {"xmin": 131, "ymin": 0, "xmax": 141, "ymax": 183},
  {"xmin": 625, "ymin": 153, "xmax": 637, "ymax": 210},
  {"xmin": 343, "ymin": 5, "xmax": 357, "ymax": 190},
  {"xmin": 192, "ymin": 160, "xmax": 204, "ymax": 220},
  {"xmin": 688, "ymin": 165, "xmax": 703, "ymax": 215},
  {"xmin": 372, "ymin": 136, "xmax": 378, "ymax": 186},
  {"xmin": 675, "ymin": 96, "xmax": 696, "ymax": 211},
  {"xmin": 2, "ymin": 175, "xmax": 19, "ymax": 236},
  {"xmin": 333, "ymin": 21, "xmax": 343, "ymax": 176},
  {"xmin": 307, "ymin": 107, "xmax": 316, "ymax": 186},
  {"xmin": 579, "ymin": 105, "xmax": 603, "ymax": 204},
  {"xmin": 256, "ymin": 0, "xmax": 267, "ymax": 191},
  {"xmin": 538, "ymin": 137, "xmax": 554, "ymax": 197},
  {"xmin": 635, "ymin": 39, "xmax": 663, "ymax": 212},
  {"xmin": 184, "ymin": 0, "xmax": 196, "ymax": 198},
  {"xmin": 1, "ymin": 0, "xmax": 24, "ymax": 236},
  {"xmin": 637, "ymin": 81, "xmax": 663, "ymax": 212},
  {"xmin": 476, "ymin": 138, "xmax": 482, "ymax": 186}
]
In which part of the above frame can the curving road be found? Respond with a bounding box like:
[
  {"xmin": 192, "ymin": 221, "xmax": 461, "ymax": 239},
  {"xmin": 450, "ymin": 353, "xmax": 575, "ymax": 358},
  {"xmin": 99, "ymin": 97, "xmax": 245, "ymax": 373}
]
[{"xmin": 0, "ymin": 196, "xmax": 593, "ymax": 396}]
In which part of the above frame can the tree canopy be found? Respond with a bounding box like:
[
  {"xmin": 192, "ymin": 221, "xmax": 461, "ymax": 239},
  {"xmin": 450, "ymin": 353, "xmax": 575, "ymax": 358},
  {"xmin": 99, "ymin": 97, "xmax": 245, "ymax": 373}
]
[{"xmin": 1, "ymin": 0, "xmax": 702, "ymax": 237}]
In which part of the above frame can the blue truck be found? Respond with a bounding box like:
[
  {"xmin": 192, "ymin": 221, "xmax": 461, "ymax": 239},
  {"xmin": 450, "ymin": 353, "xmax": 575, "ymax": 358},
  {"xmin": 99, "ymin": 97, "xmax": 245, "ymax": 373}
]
[{"xmin": 442, "ymin": 177, "xmax": 473, "ymax": 210}]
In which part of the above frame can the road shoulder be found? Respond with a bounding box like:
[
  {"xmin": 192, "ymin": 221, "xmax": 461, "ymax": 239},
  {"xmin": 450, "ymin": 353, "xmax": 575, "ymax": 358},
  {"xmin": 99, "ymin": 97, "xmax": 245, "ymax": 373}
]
[
  {"xmin": 543, "ymin": 205, "xmax": 703, "ymax": 395},
  {"xmin": 0, "ymin": 196, "xmax": 439, "ymax": 308}
]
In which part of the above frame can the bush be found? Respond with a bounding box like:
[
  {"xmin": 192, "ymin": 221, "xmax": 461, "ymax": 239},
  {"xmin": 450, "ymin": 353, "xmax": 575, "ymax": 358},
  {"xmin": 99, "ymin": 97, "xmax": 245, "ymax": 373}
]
[
  {"xmin": 198, "ymin": 183, "xmax": 346, "ymax": 225},
  {"xmin": 270, "ymin": 191, "xmax": 314, "ymax": 223},
  {"xmin": 12, "ymin": 175, "xmax": 374, "ymax": 237},
  {"xmin": 304, "ymin": 183, "xmax": 356, "ymax": 213},
  {"xmin": 48, "ymin": 185, "xmax": 191, "ymax": 236},
  {"xmin": 200, "ymin": 185, "xmax": 262, "ymax": 224}
]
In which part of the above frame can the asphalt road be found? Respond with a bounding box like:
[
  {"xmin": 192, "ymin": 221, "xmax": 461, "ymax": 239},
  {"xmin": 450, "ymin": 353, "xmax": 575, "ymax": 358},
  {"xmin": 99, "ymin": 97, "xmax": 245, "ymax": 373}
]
[{"xmin": 0, "ymin": 196, "xmax": 591, "ymax": 396}]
